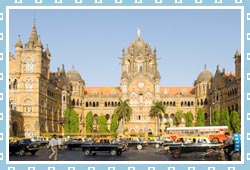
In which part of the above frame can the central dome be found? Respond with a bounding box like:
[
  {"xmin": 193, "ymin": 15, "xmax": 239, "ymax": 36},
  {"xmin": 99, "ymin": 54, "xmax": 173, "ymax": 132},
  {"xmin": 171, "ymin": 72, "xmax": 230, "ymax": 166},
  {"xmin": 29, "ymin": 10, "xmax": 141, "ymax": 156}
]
[{"xmin": 66, "ymin": 66, "xmax": 83, "ymax": 82}]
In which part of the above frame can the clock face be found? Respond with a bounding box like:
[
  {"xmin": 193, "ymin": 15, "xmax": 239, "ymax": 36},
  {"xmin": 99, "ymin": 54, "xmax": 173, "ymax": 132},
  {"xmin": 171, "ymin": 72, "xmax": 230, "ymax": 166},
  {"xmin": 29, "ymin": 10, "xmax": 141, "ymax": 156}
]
[{"xmin": 138, "ymin": 82, "xmax": 144, "ymax": 88}]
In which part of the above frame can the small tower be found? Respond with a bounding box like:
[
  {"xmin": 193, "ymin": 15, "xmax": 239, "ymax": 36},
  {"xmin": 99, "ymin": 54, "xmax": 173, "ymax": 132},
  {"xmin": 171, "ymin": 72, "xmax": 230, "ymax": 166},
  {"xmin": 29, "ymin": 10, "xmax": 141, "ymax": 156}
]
[{"xmin": 234, "ymin": 50, "xmax": 241, "ymax": 79}]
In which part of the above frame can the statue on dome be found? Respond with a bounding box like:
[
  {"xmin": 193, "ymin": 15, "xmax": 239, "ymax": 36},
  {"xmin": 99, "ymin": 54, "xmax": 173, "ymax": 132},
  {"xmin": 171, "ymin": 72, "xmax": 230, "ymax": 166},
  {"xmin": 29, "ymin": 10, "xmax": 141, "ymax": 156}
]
[{"xmin": 137, "ymin": 27, "xmax": 141, "ymax": 39}]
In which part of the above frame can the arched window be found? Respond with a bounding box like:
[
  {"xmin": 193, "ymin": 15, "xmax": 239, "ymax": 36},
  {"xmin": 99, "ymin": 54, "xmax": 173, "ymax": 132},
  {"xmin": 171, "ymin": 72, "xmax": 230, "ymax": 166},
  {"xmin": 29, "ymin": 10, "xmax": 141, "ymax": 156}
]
[
  {"xmin": 23, "ymin": 98, "xmax": 33, "ymax": 113},
  {"xmin": 10, "ymin": 100, "xmax": 16, "ymax": 110},
  {"xmin": 72, "ymin": 99, "xmax": 75, "ymax": 106},
  {"xmin": 85, "ymin": 102, "xmax": 88, "ymax": 107}
]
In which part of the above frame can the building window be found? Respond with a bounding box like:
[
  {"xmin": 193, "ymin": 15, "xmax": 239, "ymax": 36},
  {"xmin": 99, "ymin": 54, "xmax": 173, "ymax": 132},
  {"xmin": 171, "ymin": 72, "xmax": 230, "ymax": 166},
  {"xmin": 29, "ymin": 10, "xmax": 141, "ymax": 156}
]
[
  {"xmin": 23, "ymin": 98, "xmax": 33, "ymax": 113},
  {"xmin": 10, "ymin": 100, "xmax": 16, "ymax": 110}
]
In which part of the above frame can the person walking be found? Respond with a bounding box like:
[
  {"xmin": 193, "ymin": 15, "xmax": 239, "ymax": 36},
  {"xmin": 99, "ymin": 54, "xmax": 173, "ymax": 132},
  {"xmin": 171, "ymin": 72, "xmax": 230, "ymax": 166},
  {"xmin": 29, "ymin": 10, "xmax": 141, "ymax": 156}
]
[
  {"xmin": 223, "ymin": 132, "xmax": 234, "ymax": 161},
  {"xmin": 58, "ymin": 136, "xmax": 64, "ymax": 150},
  {"xmin": 49, "ymin": 134, "xmax": 58, "ymax": 161}
]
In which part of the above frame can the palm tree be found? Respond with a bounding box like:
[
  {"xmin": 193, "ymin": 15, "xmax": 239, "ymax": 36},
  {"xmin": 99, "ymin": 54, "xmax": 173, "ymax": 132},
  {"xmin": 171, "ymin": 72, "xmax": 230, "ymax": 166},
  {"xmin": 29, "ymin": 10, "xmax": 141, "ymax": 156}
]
[
  {"xmin": 149, "ymin": 101, "xmax": 166, "ymax": 136},
  {"xmin": 114, "ymin": 98, "xmax": 132, "ymax": 134}
]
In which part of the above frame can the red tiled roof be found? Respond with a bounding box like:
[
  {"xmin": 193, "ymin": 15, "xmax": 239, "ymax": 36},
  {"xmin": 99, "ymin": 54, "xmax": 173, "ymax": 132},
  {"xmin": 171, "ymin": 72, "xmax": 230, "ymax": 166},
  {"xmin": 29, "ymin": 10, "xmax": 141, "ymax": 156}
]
[
  {"xmin": 84, "ymin": 87, "xmax": 121, "ymax": 96},
  {"xmin": 160, "ymin": 87, "xmax": 194, "ymax": 95}
]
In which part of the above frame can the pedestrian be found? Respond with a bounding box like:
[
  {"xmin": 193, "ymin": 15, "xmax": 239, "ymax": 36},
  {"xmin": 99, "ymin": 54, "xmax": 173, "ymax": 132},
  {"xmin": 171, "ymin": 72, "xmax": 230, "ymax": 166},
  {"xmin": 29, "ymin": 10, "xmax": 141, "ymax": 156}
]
[
  {"xmin": 58, "ymin": 136, "xmax": 64, "ymax": 150},
  {"xmin": 223, "ymin": 132, "xmax": 234, "ymax": 161},
  {"xmin": 49, "ymin": 134, "xmax": 58, "ymax": 161}
]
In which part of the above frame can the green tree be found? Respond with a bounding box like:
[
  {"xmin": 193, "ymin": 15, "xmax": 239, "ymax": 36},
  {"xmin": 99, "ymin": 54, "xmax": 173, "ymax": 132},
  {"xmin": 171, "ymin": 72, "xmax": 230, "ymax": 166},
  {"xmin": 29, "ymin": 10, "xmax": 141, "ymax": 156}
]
[
  {"xmin": 149, "ymin": 101, "xmax": 166, "ymax": 136},
  {"xmin": 212, "ymin": 109, "xmax": 221, "ymax": 126},
  {"xmin": 110, "ymin": 113, "xmax": 119, "ymax": 133},
  {"xmin": 114, "ymin": 99, "xmax": 132, "ymax": 133},
  {"xmin": 64, "ymin": 109, "xmax": 71, "ymax": 133},
  {"xmin": 230, "ymin": 110, "xmax": 240, "ymax": 133},
  {"xmin": 98, "ymin": 114, "xmax": 108, "ymax": 133},
  {"xmin": 196, "ymin": 108, "xmax": 205, "ymax": 126},
  {"xmin": 220, "ymin": 109, "xmax": 230, "ymax": 129},
  {"xmin": 174, "ymin": 110, "xmax": 185, "ymax": 127},
  {"xmin": 185, "ymin": 111, "xmax": 193, "ymax": 127},
  {"xmin": 64, "ymin": 109, "xmax": 79, "ymax": 133},
  {"xmin": 86, "ymin": 111, "xmax": 93, "ymax": 133}
]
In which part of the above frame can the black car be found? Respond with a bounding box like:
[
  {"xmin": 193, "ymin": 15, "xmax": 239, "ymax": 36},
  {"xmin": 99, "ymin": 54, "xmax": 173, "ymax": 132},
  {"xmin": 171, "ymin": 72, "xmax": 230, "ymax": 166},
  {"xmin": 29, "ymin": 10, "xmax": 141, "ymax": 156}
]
[
  {"xmin": 125, "ymin": 137, "xmax": 148, "ymax": 150},
  {"xmin": 146, "ymin": 138, "xmax": 164, "ymax": 148},
  {"xmin": 168, "ymin": 137, "xmax": 223, "ymax": 158},
  {"xmin": 64, "ymin": 139, "xmax": 85, "ymax": 150},
  {"xmin": 9, "ymin": 138, "xmax": 40, "ymax": 156},
  {"xmin": 81, "ymin": 139, "xmax": 127, "ymax": 156}
]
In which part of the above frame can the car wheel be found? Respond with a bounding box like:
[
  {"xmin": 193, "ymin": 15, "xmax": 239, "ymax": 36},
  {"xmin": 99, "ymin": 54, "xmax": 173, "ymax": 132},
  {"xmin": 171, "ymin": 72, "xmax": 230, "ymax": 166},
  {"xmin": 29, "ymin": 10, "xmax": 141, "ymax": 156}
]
[
  {"xmin": 110, "ymin": 149, "xmax": 117, "ymax": 156},
  {"xmin": 19, "ymin": 149, "xmax": 25, "ymax": 156},
  {"xmin": 84, "ymin": 149, "xmax": 91, "ymax": 156},
  {"xmin": 212, "ymin": 138, "xmax": 219, "ymax": 144},
  {"xmin": 172, "ymin": 149, "xmax": 181, "ymax": 158},
  {"xmin": 155, "ymin": 143, "xmax": 160, "ymax": 149},
  {"xmin": 137, "ymin": 144, "xmax": 143, "ymax": 150}
]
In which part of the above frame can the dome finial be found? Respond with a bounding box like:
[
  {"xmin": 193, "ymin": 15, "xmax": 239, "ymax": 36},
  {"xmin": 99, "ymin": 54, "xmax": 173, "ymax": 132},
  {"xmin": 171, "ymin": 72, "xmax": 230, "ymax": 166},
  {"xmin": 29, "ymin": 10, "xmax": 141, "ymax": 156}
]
[
  {"xmin": 204, "ymin": 64, "xmax": 207, "ymax": 70},
  {"xmin": 137, "ymin": 27, "xmax": 141, "ymax": 39}
]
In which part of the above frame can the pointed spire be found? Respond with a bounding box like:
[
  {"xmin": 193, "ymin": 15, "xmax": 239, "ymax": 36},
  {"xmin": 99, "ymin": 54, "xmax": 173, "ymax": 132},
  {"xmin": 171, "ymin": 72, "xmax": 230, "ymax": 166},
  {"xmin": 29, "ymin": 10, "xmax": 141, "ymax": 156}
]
[
  {"xmin": 45, "ymin": 44, "xmax": 51, "ymax": 58},
  {"xmin": 25, "ymin": 22, "xmax": 39, "ymax": 48},
  {"xmin": 61, "ymin": 64, "xmax": 65, "ymax": 73},
  {"xmin": 15, "ymin": 34, "xmax": 23, "ymax": 48},
  {"xmin": 204, "ymin": 64, "xmax": 207, "ymax": 70},
  {"xmin": 35, "ymin": 35, "xmax": 43, "ymax": 48}
]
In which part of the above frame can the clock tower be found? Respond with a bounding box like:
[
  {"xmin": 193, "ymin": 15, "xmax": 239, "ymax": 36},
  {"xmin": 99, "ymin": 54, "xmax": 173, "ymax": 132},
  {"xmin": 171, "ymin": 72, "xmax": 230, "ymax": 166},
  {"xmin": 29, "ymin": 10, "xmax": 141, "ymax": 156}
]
[{"xmin": 120, "ymin": 29, "xmax": 161, "ymax": 135}]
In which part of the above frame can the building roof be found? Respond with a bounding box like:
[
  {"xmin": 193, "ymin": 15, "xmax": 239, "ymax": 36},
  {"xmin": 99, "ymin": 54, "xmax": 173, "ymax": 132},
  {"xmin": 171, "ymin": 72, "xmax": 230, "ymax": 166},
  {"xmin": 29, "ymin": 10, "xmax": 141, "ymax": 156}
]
[
  {"xmin": 160, "ymin": 87, "xmax": 195, "ymax": 95},
  {"xmin": 66, "ymin": 66, "xmax": 83, "ymax": 82},
  {"xmin": 84, "ymin": 87, "xmax": 122, "ymax": 96}
]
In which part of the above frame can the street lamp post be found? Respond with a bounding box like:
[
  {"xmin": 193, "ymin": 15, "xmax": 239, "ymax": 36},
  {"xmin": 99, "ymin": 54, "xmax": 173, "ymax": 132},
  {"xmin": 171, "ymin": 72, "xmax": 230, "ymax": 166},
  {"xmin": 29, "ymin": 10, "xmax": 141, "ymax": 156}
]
[{"xmin": 210, "ymin": 102, "xmax": 215, "ymax": 125}]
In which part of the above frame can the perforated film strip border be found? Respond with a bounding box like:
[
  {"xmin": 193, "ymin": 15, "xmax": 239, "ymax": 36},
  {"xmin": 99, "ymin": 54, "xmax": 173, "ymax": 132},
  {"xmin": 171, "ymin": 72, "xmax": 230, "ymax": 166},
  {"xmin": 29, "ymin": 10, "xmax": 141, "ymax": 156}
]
[{"xmin": 1, "ymin": 0, "xmax": 250, "ymax": 170}]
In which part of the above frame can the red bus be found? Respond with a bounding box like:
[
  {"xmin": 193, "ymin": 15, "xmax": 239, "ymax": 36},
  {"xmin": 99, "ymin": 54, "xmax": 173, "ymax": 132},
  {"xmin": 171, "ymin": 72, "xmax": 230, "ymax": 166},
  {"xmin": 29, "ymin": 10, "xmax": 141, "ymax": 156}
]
[{"xmin": 165, "ymin": 126, "xmax": 228, "ymax": 143}]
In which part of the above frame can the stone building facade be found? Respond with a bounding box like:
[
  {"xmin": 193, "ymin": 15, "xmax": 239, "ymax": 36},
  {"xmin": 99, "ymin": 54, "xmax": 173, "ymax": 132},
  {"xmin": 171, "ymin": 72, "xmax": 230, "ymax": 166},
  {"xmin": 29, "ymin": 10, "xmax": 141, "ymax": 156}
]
[{"xmin": 9, "ymin": 25, "xmax": 241, "ymax": 137}]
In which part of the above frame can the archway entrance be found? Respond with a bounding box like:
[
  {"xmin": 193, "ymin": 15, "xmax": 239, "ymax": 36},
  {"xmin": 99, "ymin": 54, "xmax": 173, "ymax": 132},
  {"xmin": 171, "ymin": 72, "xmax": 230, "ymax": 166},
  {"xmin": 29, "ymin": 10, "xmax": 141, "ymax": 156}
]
[{"xmin": 12, "ymin": 121, "xmax": 19, "ymax": 136}]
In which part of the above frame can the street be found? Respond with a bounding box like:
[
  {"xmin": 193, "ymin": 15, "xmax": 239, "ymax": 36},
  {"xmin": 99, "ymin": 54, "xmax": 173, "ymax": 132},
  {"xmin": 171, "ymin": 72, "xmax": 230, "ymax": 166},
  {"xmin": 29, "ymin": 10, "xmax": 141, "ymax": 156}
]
[{"xmin": 9, "ymin": 145, "xmax": 224, "ymax": 161}]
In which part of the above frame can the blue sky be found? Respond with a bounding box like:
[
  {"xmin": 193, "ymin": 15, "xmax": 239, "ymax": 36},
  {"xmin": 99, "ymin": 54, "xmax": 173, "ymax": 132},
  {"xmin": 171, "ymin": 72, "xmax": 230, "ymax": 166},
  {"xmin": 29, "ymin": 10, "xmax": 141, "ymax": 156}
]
[{"xmin": 9, "ymin": 9, "xmax": 241, "ymax": 87}]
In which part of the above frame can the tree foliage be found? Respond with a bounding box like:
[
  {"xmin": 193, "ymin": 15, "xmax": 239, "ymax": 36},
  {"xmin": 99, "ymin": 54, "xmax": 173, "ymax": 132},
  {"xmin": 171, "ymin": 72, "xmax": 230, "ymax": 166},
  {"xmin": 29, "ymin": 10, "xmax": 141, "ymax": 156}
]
[
  {"xmin": 212, "ymin": 109, "xmax": 221, "ymax": 126},
  {"xmin": 149, "ymin": 101, "xmax": 166, "ymax": 136},
  {"xmin": 196, "ymin": 108, "xmax": 205, "ymax": 126},
  {"xmin": 220, "ymin": 109, "xmax": 230, "ymax": 130},
  {"xmin": 114, "ymin": 99, "xmax": 132, "ymax": 122},
  {"xmin": 185, "ymin": 111, "xmax": 193, "ymax": 127},
  {"xmin": 174, "ymin": 110, "xmax": 184, "ymax": 127},
  {"xmin": 98, "ymin": 114, "xmax": 108, "ymax": 133},
  {"xmin": 86, "ymin": 111, "xmax": 93, "ymax": 133},
  {"xmin": 110, "ymin": 113, "xmax": 119, "ymax": 133},
  {"xmin": 230, "ymin": 110, "xmax": 240, "ymax": 133},
  {"xmin": 114, "ymin": 99, "xmax": 132, "ymax": 133},
  {"xmin": 64, "ymin": 109, "xmax": 79, "ymax": 133}
]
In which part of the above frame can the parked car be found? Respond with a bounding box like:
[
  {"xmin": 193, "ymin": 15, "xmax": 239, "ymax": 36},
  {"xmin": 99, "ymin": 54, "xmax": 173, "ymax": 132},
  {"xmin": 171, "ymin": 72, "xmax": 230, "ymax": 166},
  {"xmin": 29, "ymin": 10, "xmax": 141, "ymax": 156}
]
[
  {"xmin": 146, "ymin": 137, "xmax": 164, "ymax": 148},
  {"xmin": 81, "ymin": 138, "xmax": 127, "ymax": 156},
  {"xmin": 9, "ymin": 138, "xmax": 40, "ymax": 156},
  {"xmin": 125, "ymin": 137, "xmax": 148, "ymax": 150},
  {"xmin": 168, "ymin": 136, "xmax": 223, "ymax": 158},
  {"xmin": 30, "ymin": 136, "xmax": 49, "ymax": 147},
  {"xmin": 64, "ymin": 138, "xmax": 85, "ymax": 150}
]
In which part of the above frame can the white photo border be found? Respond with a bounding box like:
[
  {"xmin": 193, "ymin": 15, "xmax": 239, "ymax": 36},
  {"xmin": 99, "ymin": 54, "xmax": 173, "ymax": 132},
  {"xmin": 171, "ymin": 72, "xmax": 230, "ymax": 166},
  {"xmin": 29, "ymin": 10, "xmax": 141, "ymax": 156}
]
[{"xmin": 1, "ymin": 0, "xmax": 249, "ymax": 170}]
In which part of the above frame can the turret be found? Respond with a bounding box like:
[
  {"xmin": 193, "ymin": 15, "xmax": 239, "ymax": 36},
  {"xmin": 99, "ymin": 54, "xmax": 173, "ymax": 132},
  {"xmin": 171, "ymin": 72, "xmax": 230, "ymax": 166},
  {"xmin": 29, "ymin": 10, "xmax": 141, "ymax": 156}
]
[
  {"xmin": 234, "ymin": 50, "xmax": 241, "ymax": 79},
  {"xmin": 15, "ymin": 35, "xmax": 23, "ymax": 57}
]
